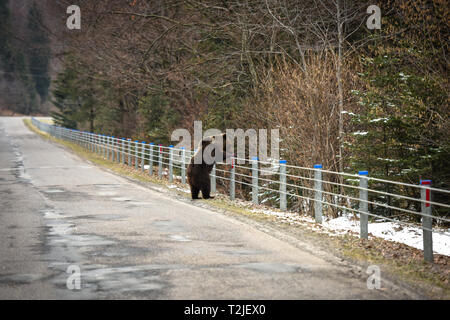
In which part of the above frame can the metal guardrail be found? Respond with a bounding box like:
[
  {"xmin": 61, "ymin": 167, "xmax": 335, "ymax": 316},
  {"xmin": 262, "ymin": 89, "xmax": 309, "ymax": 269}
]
[{"xmin": 31, "ymin": 118, "xmax": 449, "ymax": 262}]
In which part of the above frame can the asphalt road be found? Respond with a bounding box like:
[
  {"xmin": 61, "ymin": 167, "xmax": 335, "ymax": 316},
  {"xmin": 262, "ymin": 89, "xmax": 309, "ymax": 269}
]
[{"xmin": 0, "ymin": 117, "xmax": 420, "ymax": 299}]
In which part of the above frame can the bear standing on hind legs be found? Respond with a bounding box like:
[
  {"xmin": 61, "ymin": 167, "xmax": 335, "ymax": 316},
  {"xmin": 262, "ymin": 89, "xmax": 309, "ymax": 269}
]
[{"xmin": 187, "ymin": 133, "xmax": 230, "ymax": 200}]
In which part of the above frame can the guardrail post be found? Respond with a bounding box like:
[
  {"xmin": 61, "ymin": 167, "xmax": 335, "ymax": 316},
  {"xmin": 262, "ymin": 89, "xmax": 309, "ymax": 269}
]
[
  {"xmin": 211, "ymin": 165, "xmax": 216, "ymax": 194},
  {"xmin": 121, "ymin": 138, "xmax": 125, "ymax": 164},
  {"xmin": 107, "ymin": 136, "xmax": 112, "ymax": 161},
  {"xmin": 280, "ymin": 160, "xmax": 287, "ymax": 211},
  {"xmin": 181, "ymin": 147, "xmax": 186, "ymax": 184},
  {"xmin": 252, "ymin": 157, "xmax": 259, "ymax": 204},
  {"xmin": 141, "ymin": 142, "xmax": 146, "ymax": 172},
  {"xmin": 109, "ymin": 136, "xmax": 112, "ymax": 160},
  {"xmin": 230, "ymin": 158, "xmax": 235, "ymax": 200},
  {"xmin": 149, "ymin": 143, "xmax": 154, "ymax": 175},
  {"xmin": 127, "ymin": 139, "xmax": 131, "ymax": 166},
  {"xmin": 116, "ymin": 138, "xmax": 122, "ymax": 163},
  {"xmin": 132, "ymin": 141, "xmax": 137, "ymax": 169},
  {"xmin": 117, "ymin": 138, "xmax": 120, "ymax": 163},
  {"xmin": 112, "ymin": 136, "xmax": 116, "ymax": 162},
  {"xmin": 115, "ymin": 137, "xmax": 119, "ymax": 162},
  {"xmin": 105, "ymin": 136, "xmax": 109, "ymax": 160},
  {"xmin": 158, "ymin": 145, "xmax": 163, "ymax": 178},
  {"xmin": 106, "ymin": 136, "xmax": 110, "ymax": 160},
  {"xmin": 110, "ymin": 136, "xmax": 114, "ymax": 161},
  {"xmin": 314, "ymin": 164, "xmax": 323, "ymax": 223},
  {"xmin": 116, "ymin": 137, "xmax": 120, "ymax": 163},
  {"xmin": 100, "ymin": 135, "xmax": 104, "ymax": 158},
  {"xmin": 101, "ymin": 136, "xmax": 104, "ymax": 155},
  {"xmin": 359, "ymin": 171, "xmax": 369, "ymax": 239},
  {"xmin": 421, "ymin": 180, "xmax": 433, "ymax": 263},
  {"xmin": 169, "ymin": 145, "xmax": 173, "ymax": 183}
]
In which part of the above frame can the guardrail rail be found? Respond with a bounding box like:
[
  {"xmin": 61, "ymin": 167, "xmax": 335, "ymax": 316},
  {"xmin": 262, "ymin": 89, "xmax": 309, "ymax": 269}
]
[{"xmin": 31, "ymin": 118, "xmax": 450, "ymax": 262}]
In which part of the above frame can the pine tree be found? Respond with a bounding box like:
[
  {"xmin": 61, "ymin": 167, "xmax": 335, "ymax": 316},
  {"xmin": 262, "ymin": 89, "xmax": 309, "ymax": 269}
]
[{"xmin": 27, "ymin": 1, "xmax": 51, "ymax": 102}]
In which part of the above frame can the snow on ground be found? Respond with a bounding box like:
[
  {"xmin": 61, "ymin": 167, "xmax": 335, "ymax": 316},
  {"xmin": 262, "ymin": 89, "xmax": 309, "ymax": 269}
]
[
  {"xmin": 158, "ymin": 182, "xmax": 450, "ymax": 256},
  {"xmin": 322, "ymin": 215, "xmax": 450, "ymax": 256},
  {"xmin": 168, "ymin": 184, "xmax": 191, "ymax": 193},
  {"xmin": 250, "ymin": 207, "xmax": 450, "ymax": 256}
]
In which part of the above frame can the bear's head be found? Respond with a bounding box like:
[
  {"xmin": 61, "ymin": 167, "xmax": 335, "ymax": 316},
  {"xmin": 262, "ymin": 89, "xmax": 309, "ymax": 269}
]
[{"xmin": 194, "ymin": 133, "xmax": 232, "ymax": 165}]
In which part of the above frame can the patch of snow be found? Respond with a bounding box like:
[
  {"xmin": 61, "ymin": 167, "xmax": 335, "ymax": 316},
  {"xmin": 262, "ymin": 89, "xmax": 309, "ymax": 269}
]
[
  {"xmin": 167, "ymin": 184, "xmax": 190, "ymax": 193},
  {"xmin": 341, "ymin": 110, "xmax": 356, "ymax": 116},
  {"xmin": 376, "ymin": 157, "xmax": 399, "ymax": 162},
  {"xmin": 249, "ymin": 208, "xmax": 450, "ymax": 256},
  {"xmin": 370, "ymin": 118, "xmax": 389, "ymax": 123}
]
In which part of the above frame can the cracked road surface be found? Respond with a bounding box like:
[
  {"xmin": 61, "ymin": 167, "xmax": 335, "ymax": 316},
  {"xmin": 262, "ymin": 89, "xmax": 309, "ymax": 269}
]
[{"xmin": 0, "ymin": 117, "xmax": 420, "ymax": 299}]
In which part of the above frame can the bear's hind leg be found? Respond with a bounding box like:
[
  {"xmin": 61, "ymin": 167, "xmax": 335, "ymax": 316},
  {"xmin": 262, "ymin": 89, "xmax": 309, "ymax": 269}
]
[
  {"xmin": 191, "ymin": 186, "xmax": 200, "ymax": 199},
  {"xmin": 201, "ymin": 183, "xmax": 213, "ymax": 199}
]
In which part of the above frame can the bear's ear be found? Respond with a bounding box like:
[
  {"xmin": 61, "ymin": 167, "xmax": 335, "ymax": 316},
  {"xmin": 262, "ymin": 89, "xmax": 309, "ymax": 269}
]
[
  {"xmin": 201, "ymin": 138, "xmax": 212, "ymax": 149},
  {"xmin": 214, "ymin": 133, "xmax": 226, "ymax": 142}
]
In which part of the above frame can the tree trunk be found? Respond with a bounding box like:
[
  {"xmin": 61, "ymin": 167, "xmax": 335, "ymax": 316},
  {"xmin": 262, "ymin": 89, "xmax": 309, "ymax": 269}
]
[{"xmin": 336, "ymin": 0, "xmax": 344, "ymax": 176}]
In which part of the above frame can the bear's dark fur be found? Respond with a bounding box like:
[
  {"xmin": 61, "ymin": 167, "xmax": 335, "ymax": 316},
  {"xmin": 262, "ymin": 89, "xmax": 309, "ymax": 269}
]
[{"xmin": 187, "ymin": 133, "xmax": 228, "ymax": 199}]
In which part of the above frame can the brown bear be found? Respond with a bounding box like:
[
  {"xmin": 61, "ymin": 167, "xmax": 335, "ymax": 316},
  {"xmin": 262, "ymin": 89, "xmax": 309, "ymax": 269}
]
[{"xmin": 187, "ymin": 133, "xmax": 230, "ymax": 199}]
